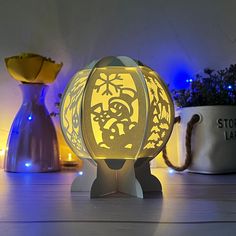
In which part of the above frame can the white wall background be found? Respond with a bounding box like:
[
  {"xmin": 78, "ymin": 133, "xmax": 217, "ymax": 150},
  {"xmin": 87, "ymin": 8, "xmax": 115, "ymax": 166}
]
[{"xmin": 0, "ymin": 0, "xmax": 236, "ymax": 165}]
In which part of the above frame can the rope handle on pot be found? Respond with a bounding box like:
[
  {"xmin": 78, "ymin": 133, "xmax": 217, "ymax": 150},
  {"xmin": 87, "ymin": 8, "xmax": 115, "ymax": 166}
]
[{"xmin": 162, "ymin": 114, "xmax": 200, "ymax": 171}]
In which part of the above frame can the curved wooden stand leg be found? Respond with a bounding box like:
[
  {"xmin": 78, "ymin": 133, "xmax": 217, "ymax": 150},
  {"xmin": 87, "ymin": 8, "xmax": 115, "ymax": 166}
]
[
  {"xmin": 135, "ymin": 160, "xmax": 162, "ymax": 198},
  {"xmin": 71, "ymin": 159, "xmax": 97, "ymax": 192},
  {"xmin": 90, "ymin": 160, "xmax": 117, "ymax": 197},
  {"xmin": 71, "ymin": 159, "xmax": 161, "ymax": 198},
  {"xmin": 117, "ymin": 160, "xmax": 143, "ymax": 198},
  {"xmin": 91, "ymin": 160, "xmax": 143, "ymax": 198}
]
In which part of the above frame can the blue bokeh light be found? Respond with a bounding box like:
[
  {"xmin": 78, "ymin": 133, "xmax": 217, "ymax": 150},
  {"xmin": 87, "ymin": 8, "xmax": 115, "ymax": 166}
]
[
  {"xmin": 186, "ymin": 78, "xmax": 193, "ymax": 83},
  {"xmin": 25, "ymin": 162, "xmax": 32, "ymax": 167},
  {"xmin": 78, "ymin": 171, "xmax": 83, "ymax": 176},
  {"xmin": 28, "ymin": 115, "xmax": 32, "ymax": 121},
  {"xmin": 169, "ymin": 62, "xmax": 194, "ymax": 89}
]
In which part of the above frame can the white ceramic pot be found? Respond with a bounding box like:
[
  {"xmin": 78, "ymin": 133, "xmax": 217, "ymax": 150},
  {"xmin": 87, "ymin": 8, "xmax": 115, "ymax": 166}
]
[{"xmin": 179, "ymin": 105, "xmax": 236, "ymax": 174}]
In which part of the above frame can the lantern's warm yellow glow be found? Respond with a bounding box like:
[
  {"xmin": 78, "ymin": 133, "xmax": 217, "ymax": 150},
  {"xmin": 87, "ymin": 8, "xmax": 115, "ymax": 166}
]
[
  {"xmin": 0, "ymin": 128, "xmax": 9, "ymax": 169},
  {"xmin": 0, "ymin": 148, "xmax": 5, "ymax": 156},
  {"xmin": 68, "ymin": 153, "xmax": 72, "ymax": 161},
  {"xmin": 60, "ymin": 56, "xmax": 174, "ymax": 161},
  {"xmin": 0, "ymin": 148, "xmax": 6, "ymax": 169}
]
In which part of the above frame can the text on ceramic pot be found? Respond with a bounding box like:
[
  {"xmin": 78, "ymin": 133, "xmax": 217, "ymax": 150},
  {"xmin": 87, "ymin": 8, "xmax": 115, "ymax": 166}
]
[{"xmin": 217, "ymin": 118, "xmax": 236, "ymax": 140}]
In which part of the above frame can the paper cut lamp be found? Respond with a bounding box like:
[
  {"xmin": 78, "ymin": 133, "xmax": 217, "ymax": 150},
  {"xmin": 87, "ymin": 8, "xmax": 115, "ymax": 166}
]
[
  {"xmin": 60, "ymin": 56, "xmax": 174, "ymax": 197},
  {"xmin": 4, "ymin": 53, "xmax": 62, "ymax": 172}
]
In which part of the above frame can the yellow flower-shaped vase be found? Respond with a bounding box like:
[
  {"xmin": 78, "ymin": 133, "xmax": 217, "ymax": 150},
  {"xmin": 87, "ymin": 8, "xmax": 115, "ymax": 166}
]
[{"xmin": 5, "ymin": 53, "xmax": 62, "ymax": 84}]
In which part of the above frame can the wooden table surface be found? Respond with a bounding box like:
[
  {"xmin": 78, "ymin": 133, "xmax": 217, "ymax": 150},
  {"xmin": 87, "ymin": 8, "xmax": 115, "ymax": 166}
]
[{"xmin": 0, "ymin": 168, "xmax": 236, "ymax": 236}]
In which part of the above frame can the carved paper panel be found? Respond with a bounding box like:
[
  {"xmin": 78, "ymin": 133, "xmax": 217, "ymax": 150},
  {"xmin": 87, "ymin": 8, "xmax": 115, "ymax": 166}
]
[
  {"xmin": 82, "ymin": 67, "xmax": 147, "ymax": 159},
  {"xmin": 60, "ymin": 69, "xmax": 90, "ymax": 158},
  {"xmin": 139, "ymin": 66, "xmax": 174, "ymax": 158}
]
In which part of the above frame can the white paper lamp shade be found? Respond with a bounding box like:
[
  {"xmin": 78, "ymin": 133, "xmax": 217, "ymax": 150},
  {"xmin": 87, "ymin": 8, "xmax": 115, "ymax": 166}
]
[{"xmin": 60, "ymin": 56, "xmax": 174, "ymax": 161}]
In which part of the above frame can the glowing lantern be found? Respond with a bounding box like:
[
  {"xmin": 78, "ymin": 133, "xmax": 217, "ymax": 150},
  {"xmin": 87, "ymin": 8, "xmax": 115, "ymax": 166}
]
[{"xmin": 60, "ymin": 56, "xmax": 174, "ymax": 197}]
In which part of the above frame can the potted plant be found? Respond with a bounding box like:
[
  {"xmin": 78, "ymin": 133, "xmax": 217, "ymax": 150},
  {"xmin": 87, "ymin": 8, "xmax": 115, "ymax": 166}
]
[{"xmin": 171, "ymin": 65, "xmax": 236, "ymax": 173}]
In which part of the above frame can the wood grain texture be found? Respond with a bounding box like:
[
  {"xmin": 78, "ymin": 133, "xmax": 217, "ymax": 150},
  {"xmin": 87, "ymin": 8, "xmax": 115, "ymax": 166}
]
[{"xmin": 0, "ymin": 168, "xmax": 236, "ymax": 236}]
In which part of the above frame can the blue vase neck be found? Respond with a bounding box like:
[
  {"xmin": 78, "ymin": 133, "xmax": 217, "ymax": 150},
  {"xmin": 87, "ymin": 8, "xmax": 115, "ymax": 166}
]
[{"xmin": 19, "ymin": 83, "xmax": 48, "ymax": 105}]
